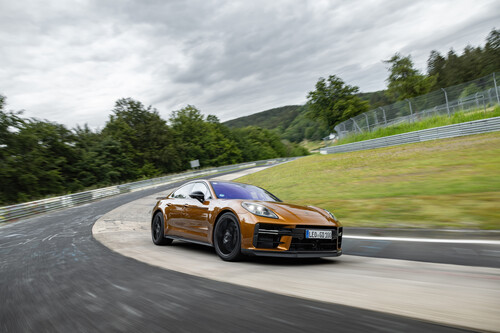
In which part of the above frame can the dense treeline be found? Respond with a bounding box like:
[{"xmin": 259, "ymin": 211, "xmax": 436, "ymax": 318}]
[
  {"xmin": 0, "ymin": 97, "xmax": 307, "ymax": 205},
  {"xmin": 428, "ymin": 29, "xmax": 499, "ymax": 89}
]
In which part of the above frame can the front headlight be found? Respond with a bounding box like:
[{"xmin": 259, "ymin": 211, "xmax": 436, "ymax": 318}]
[
  {"xmin": 242, "ymin": 202, "xmax": 278, "ymax": 219},
  {"xmin": 323, "ymin": 208, "xmax": 337, "ymax": 221}
]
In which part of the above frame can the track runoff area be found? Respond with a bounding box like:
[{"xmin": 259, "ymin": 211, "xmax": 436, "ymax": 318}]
[
  {"xmin": 92, "ymin": 165, "xmax": 500, "ymax": 332},
  {"xmin": 1, "ymin": 164, "xmax": 498, "ymax": 332}
]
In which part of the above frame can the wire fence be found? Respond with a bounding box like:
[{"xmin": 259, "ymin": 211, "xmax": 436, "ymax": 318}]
[
  {"xmin": 0, "ymin": 157, "xmax": 298, "ymax": 223},
  {"xmin": 335, "ymin": 72, "xmax": 500, "ymax": 138},
  {"xmin": 321, "ymin": 116, "xmax": 500, "ymax": 154}
]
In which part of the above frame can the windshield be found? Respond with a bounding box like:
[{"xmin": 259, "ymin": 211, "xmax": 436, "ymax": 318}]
[{"xmin": 210, "ymin": 182, "xmax": 281, "ymax": 202}]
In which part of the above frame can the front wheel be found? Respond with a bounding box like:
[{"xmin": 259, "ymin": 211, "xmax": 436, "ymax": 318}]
[
  {"xmin": 213, "ymin": 212, "xmax": 242, "ymax": 261},
  {"xmin": 152, "ymin": 212, "xmax": 173, "ymax": 245}
]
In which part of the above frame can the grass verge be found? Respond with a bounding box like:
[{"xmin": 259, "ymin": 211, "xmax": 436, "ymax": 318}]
[
  {"xmin": 237, "ymin": 132, "xmax": 500, "ymax": 229},
  {"xmin": 336, "ymin": 105, "xmax": 500, "ymax": 145}
]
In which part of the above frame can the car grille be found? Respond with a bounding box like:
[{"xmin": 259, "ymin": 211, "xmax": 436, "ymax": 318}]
[{"xmin": 253, "ymin": 224, "xmax": 342, "ymax": 251}]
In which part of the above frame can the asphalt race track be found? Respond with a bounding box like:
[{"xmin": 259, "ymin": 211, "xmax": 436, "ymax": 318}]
[{"xmin": 1, "ymin": 168, "xmax": 498, "ymax": 332}]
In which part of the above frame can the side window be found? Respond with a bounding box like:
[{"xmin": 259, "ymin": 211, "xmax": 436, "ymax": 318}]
[
  {"xmin": 191, "ymin": 182, "xmax": 212, "ymax": 200},
  {"xmin": 172, "ymin": 183, "xmax": 194, "ymax": 199}
]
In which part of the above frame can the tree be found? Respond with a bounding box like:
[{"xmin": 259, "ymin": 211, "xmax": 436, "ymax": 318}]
[
  {"xmin": 231, "ymin": 126, "xmax": 286, "ymax": 161},
  {"xmin": 482, "ymin": 28, "xmax": 500, "ymax": 75},
  {"xmin": 306, "ymin": 75, "xmax": 369, "ymax": 131},
  {"xmin": 103, "ymin": 98, "xmax": 179, "ymax": 176},
  {"xmin": 385, "ymin": 53, "xmax": 436, "ymax": 100},
  {"xmin": 169, "ymin": 105, "xmax": 244, "ymax": 168},
  {"xmin": 427, "ymin": 50, "xmax": 447, "ymax": 88}
]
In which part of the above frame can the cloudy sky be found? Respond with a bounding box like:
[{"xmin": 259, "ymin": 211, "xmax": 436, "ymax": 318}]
[{"xmin": 1, "ymin": 0, "xmax": 498, "ymax": 129}]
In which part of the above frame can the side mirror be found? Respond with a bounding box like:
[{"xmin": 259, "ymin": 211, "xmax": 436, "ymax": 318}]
[{"xmin": 189, "ymin": 191, "xmax": 205, "ymax": 203}]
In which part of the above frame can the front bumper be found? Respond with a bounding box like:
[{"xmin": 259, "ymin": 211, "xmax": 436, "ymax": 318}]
[
  {"xmin": 247, "ymin": 223, "xmax": 343, "ymax": 257},
  {"xmin": 241, "ymin": 249, "xmax": 342, "ymax": 258}
]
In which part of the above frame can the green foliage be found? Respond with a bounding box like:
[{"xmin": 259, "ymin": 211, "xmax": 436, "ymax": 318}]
[
  {"xmin": 224, "ymin": 105, "xmax": 301, "ymax": 130},
  {"xmin": 103, "ymin": 98, "xmax": 178, "ymax": 175},
  {"xmin": 169, "ymin": 105, "xmax": 244, "ymax": 168},
  {"xmin": 281, "ymin": 105, "xmax": 330, "ymax": 142},
  {"xmin": 306, "ymin": 75, "xmax": 369, "ymax": 131},
  {"xmin": 385, "ymin": 53, "xmax": 436, "ymax": 101},
  {"xmin": 224, "ymin": 104, "xmax": 329, "ymax": 143},
  {"xmin": 231, "ymin": 126, "xmax": 286, "ymax": 160},
  {"xmin": 357, "ymin": 90, "xmax": 394, "ymax": 108},
  {"xmin": 427, "ymin": 29, "xmax": 500, "ymax": 89}
]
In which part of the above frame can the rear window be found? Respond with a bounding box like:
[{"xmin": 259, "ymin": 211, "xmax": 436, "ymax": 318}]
[{"xmin": 210, "ymin": 182, "xmax": 281, "ymax": 202}]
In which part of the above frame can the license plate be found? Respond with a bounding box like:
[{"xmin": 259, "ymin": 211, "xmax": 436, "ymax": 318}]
[{"xmin": 306, "ymin": 229, "xmax": 332, "ymax": 239}]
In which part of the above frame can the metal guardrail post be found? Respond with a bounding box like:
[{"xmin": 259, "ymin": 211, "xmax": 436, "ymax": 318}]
[
  {"xmin": 442, "ymin": 88, "xmax": 451, "ymax": 116},
  {"xmin": 406, "ymin": 99, "xmax": 414, "ymax": 122},
  {"xmin": 475, "ymin": 94, "xmax": 486, "ymax": 113},
  {"xmin": 364, "ymin": 113, "xmax": 370, "ymax": 131},
  {"xmin": 494, "ymin": 72, "xmax": 500, "ymax": 104},
  {"xmin": 351, "ymin": 118, "xmax": 363, "ymax": 133},
  {"xmin": 379, "ymin": 107, "xmax": 387, "ymax": 125}
]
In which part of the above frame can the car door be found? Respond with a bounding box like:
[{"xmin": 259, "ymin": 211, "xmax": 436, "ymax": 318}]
[
  {"xmin": 182, "ymin": 182, "xmax": 212, "ymax": 241},
  {"xmin": 167, "ymin": 183, "xmax": 194, "ymax": 235}
]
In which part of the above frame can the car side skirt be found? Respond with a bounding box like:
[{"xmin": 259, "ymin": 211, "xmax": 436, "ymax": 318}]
[{"xmin": 166, "ymin": 235, "xmax": 213, "ymax": 247}]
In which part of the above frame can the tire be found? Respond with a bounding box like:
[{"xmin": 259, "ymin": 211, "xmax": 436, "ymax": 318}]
[
  {"xmin": 213, "ymin": 212, "xmax": 242, "ymax": 261},
  {"xmin": 151, "ymin": 212, "xmax": 173, "ymax": 245}
]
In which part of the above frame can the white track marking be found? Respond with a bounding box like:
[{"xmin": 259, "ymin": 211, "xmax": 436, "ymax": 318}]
[{"xmin": 344, "ymin": 235, "xmax": 500, "ymax": 245}]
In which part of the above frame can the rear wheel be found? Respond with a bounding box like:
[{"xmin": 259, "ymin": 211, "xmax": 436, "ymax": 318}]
[
  {"xmin": 151, "ymin": 212, "xmax": 173, "ymax": 245},
  {"xmin": 214, "ymin": 212, "xmax": 242, "ymax": 261}
]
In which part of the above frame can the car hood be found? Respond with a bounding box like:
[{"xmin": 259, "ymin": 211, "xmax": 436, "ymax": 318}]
[{"xmin": 258, "ymin": 202, "xmax": 336, "ymax": 226}]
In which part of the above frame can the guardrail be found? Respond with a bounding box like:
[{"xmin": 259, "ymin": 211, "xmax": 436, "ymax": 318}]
[
  {"xmin": 320, "ymin": 116, "xmax": 500, "ymax": 155},
  {"xmin": 0, "ymin": 157, "xmax": 297, "ymax": 223}
]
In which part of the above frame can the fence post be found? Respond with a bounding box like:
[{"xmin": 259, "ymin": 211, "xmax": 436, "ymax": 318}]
[
  {"xmin": 380, "ymin": 107, "xmax": 387, "ymax": 125},
  {"xmin": 494, "ymin": 72, "xmax": 500, "ymax": 104},
  {"xmin": 351, "ymin": 118, "xmax": 363, "ymax": 133},
  {"xmin": 442, "ymin": 88, "xmax": 451, "ymax": 116},
  {"xmin": 364, "ymin": 113, "xmax": 370, "ymax": 131},
  {"xmin": 406, "ymin": 99, "xmax": 414, "ymax": 122}
]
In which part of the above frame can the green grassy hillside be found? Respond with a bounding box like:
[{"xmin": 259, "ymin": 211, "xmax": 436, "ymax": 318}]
[
  {"xmin": 237, "ymin": 132, "xmax": 500, "ymax": 229},
  {"xmin": 224, "ymin": 105, "xmax": 302, "ymax": 130},
  {"xmin": 223, "ymin": 105, "xmax": 330, "ymax": 143}
]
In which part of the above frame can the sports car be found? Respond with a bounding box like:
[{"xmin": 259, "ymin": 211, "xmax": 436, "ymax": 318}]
[{"xmin": 151, "ymin": 180, "xmax": 342, "ymax": 261}]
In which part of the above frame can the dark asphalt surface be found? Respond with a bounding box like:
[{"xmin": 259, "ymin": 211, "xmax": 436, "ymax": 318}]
[
  {"xmin": 342, "ymin": 237, "xmax": 500, "ymax": 268},
  {"xmin": 0, "ymin": 172, "xmax": 485, "ymax": 332}
]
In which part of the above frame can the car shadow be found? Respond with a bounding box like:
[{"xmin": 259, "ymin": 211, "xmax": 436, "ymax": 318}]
[{"xmin": 170, "ymin": 241, "xmax": 340, "ymax": 266}]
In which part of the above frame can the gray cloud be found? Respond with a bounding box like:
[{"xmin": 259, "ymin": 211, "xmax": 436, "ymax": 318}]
[{"xmin": 0, "ymin": 0, "xmax": 498, "ymax": 128}]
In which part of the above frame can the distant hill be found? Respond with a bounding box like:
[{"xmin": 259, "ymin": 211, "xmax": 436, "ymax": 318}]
[
  {"xmin": 357, "ymin": 90, "xmax": 393, "ymax": 109},
  {"xmin": 224, "ymin": 105, "xmax": 302, "ymax": 130},
  {"xmin": 223, "ymin": 105, "xmax": 330, "ymax": 142},
  {"xmin": 222, "ymin": 90, "xmax": 394, "ymax": 143}
]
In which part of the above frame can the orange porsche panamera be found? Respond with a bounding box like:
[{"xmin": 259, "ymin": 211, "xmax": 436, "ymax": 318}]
[{"xmin": 151, "ymin": 180, "xmax": 343, "ymax": 261}]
